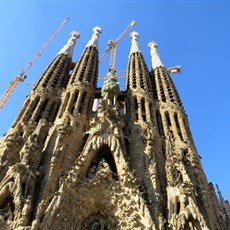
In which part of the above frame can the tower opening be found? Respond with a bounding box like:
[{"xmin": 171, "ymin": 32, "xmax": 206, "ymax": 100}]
[{"xmin": 86, "ymin": 145, "xmax": 118, "ymax": 180}]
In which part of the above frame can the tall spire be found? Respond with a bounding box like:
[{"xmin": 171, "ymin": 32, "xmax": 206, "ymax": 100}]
[
  {"xmin": 57, "ymin": 31, "xmax": 80, "ymax": 57},
  {"xmin": 129, "ymin": 31, "xmax": 141, "ymax": 56},
  {"xmin": 148, "ymin": 41, "xmax": 164, "ymax": 69},
  {"xmin": 85, "ymin": 26, "xmax": 102, "ymax": 50}
]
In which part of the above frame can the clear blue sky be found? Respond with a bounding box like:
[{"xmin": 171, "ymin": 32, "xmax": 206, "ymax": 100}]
[{"xmin": 0, "ymin": 1, "xmax": 229, "ymax": 201}]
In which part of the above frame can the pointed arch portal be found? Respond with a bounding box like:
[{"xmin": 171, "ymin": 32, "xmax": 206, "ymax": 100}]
[{"xmin": 86, "ymin": 145, "xmax": 118, "ymax": 181}]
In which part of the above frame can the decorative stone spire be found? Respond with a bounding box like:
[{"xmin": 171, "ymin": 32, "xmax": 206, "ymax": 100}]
[
  {"xmin": 129, "ymin": 31, "xmax": 141, "ymax": 56},
  {"xmin": 101, "ymin": 68, "xmax": 120, "ymax": 106},
  {"xmin": 57, "ymin": 31, "xmax": 80, "ymax": 57},
  {"xmin": 148, "ymin": 41, "xmax": 164, "ymax": 69},
  {"xmin": 85, "ymin": 26, "xmax": 102, "ymax": 49}
]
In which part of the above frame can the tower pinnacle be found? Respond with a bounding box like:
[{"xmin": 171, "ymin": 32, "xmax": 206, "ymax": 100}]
[
  {"xmin": 57, "ymin": 31, "xmax": 80, "ymax": 57},
  {"xmin": 129, "ymin": 31, "xmax": 141, "ymax": 56},
  {"xmin": 148, "ymin": 41, "xmax": 164, "ymax": 69},
  {"xmin": 85, "ymin": 26, "xmax": 102, "ymax": 49}
]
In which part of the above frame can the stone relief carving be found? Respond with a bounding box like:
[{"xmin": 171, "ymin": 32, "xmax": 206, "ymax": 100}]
[{"xmin": 56, "ymin": 114, "xmax": 73, "ymax": 136}]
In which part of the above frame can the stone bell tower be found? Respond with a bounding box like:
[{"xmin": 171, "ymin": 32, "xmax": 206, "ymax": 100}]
[
  {"xmin": 148, "ymin": 41, "xmax": 227, "ymax": 230},
  {"xmin": 0, "ymin": 24, "xmax": 229, "ymax": 230}
]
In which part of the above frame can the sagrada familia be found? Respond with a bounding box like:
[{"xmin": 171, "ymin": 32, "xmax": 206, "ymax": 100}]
[{"xmin": 0, "ymin": 24, "xmax": 229, "ymax": 230}]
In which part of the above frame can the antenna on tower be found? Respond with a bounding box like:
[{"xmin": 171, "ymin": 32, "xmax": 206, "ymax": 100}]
[{"xmin": 0, "ymin": 17, "xmax": 69, "ymax": 112}]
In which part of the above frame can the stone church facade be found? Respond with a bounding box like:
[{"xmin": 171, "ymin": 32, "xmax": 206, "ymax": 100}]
[{"xmin": 0, "ymin": 25, "xmax": 229, "ymax": 230}]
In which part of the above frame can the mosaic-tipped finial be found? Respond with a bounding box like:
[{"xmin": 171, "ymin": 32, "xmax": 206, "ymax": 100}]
[
  {"xmin": 57, "ymin": 31, "xmax": 80, "ymax": 57},
  {"xmin": 129, "ymin": 31, "xmax": 141, "ymax": 56},
  {"xmin": 85, "ymin": 26, "xmax": 102, "ymax": 49},
  {"xmin": 148, "ymin": 41, "xmax": 164, "ymax": 69}
]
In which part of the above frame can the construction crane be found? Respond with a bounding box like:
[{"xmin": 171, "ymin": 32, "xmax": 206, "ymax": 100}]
[
  {"xmin": 99, "ymin": 20, "xmax": 136, "ymax": 71},
  {"xmin": 98, "ymin": 65, "xmax": 181, "ymax": 80},
  {"xmin": 0, "ymin": 17, "xmax": 69, "ymax": 112},
  {"xmin": 167, "ymin": 65, "xmax": 181, "ymax": 74}
]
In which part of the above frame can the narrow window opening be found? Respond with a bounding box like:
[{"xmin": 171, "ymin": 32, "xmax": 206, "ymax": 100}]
[
  {"xmin": 21, "ymin": 183, "xmax": 26, "ymax": 197},
  {"xmin": 134, "ymin": 97, "xmax": 138, "ymax": 110},
  {"xmin": 156, "ymin": 110, "xmax": 164, "ymax": 136},
  {"xmin": 70, "ymin": 90, "xmax": 79, "ymax": 114},
  {"xmin": 148, "ymin": 102, "xmax": 154, "ymax": 124},
  {"xmin": 174, "ymin": 113, "xmax": 183, "ymax": 140},
  {"xmin": 79, "ymin": 72, "xmax": 84, "ymax": 82},
  {"xmin": 135, "ymin": 112, "xmax": 138, "ymax": 121},
  {"xmin": 141, "ymin": 98, "xmax": 145, "ymax": 112},
  {"xmin": 42, "ymin": 133, "xmax": 48, "ymax": 143},
  {"xmin": 79, "ymin": 92, "xmax": 86, "ymax": 113},
  {"xmin": 152, "ymin": 77, "xmax": 158, "ymax": 100},
  {"xmin": 87, "ymin": 67, "xmax": 93, "ymax": 82},
  {"xmin": 132, "ymin": 73, "xmax": 137, "ymax": 89},
  {"xmin": 49, "ymin": 102, "xmax": 61, "ymax": 122},
  {"xmin": 43, "ymin": 72, "xmax": 53, "ymax": 87},
  {"xmin": 40, "ymin": 99, "xmax": 49, "ymax": 114},
  {"xmin": 87, "ymin": 97, "xmax": 93, "ymax": 115},
  {"xmin": 134, "ymin": 97, "xmax": 138, "ymax": 121},
  {"xmin": 24, "ymin": 96, "xmax": 40, "ymax": 122},
  {"xmin": 165, "ymin": 111, "xmax": 171, "ymax": 128},
  {"xmin": 139, "ymin": 71, "xmax": 144, "ymax": 89},
  {"xmin": 141, "ymin": 98, "xmax": 146, "ymax": 122},
  {"xmin": 60, "ymin": 73, "xmax": 69, "ymax": 88},
  {"xmin": 176, "ymin": 201, "xmax": 181, "ymax": 215},
  {"xmin": 35, "ymin": 99, "xmax": 49, "ymax": 122}
]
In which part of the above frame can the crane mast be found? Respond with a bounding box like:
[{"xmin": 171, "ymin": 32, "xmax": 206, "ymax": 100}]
[
  {"xmin": 0, "ymin": 17, "xmax": 69, "ymax": 112},
  {"xmin": 99, "ymin": 20, "xmax": 136, "ymax": 70}
]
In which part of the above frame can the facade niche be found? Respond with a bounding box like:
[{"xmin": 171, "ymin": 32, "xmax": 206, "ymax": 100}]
[{"xmin": 0, "ymin": 194, "xmax": 15, "ymax": 222}]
